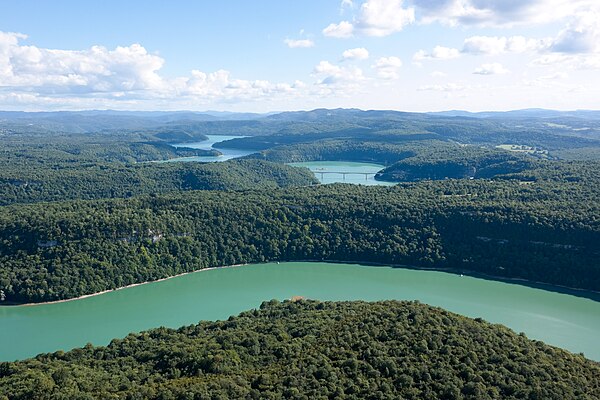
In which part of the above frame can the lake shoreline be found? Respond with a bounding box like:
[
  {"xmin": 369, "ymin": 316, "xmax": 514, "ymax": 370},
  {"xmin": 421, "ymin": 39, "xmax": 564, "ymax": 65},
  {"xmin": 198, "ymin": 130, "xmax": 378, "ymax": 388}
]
[
  {"xmin": 11, "ymin": 263, "xmax": 249, "ymax": 307},
  {"xmin": 5, "ymin": 259, "xmax": 600, "ymax": 307},
  {"xmin": 310, "ymin": 259, "xmax": 600, "ymax": 302}
]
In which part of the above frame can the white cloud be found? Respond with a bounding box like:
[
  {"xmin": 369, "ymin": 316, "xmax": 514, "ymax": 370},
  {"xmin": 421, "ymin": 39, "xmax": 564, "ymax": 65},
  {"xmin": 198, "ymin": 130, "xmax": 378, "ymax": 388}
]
[
  {"xmin": 324, "ymin": 0, "xmax": 415, "ymax": 38},
  {"xmin": 473, "ymin": 63, "xmax": 509, "ymax": 75},
  {"xmin": 0, "ymin": 33, "xmax": 166, "ymax": 93},
  {"xmin": 356, "ymin": 0, "xmax": 415, "ymax": 36},
  {"xmin": 0, "ymin": 31, "xmax": 306, "ymax": 108},
  {"xmin": 505, "ymin": 36, "xmax": 549, "ymax": 53},
  {"xmin": 323, "ymin": 21, "xmax": 354, "ymax": 38},
  {"xmin": 462, "ymin": 35, "xmax": 545, "ymax": 55},
  {"xmin": 342, "ymin": 47, "xmax": 370, "ymax": 60},
  {"xmin": 423, "ymin": 13, "xmax": 599, "ymax": 59},
  {"xmin": 521, "ymin": 71, "xmax": 577, "ymax": 89},
  {"xmin": 327, "ymin": 0, "xmax": 597, "ymax": 33},
  {"xmin": 412, "ymin": 0, "xmax": 598, "ymax": 28},
  {"xmin": 431, "ymin": 71, "xmax": 447, "ymax": 77},
  {"xmin": 530, "ymin": 53, "xmax": 600, "ymax": 69},
  {"xmin": 413, "ymin": 46, "xmax": 460, "ymax": 63},
  {"xmin": 284, "ymin": 38, "xmax": 315, "ymax": 48},
  {"xmin": 314, "ymin": 61, "xmax": 343, "ymax": 76},
  {"xmin": 372, "ymin": 56, "xmax": 402, "ymax": 79},
  {"xmin": 550, "ymin": 12, "xmax": 600, "ymax": 53},
  {"xmin": 313, "ymin": 60, "xmax": 365, "ymax": 89}
]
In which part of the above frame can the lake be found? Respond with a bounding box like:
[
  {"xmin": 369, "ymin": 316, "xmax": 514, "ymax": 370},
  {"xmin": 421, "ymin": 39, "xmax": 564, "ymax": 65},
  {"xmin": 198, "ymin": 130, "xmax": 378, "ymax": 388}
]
[
  {"xmin": 169, "ymin": 135, "xmax": 255, "ymax": 162},
  {"xmin": 289, "ymin": 161, "xmax": 395, "ymax": 185},
  {"xmin": 167, "ymin": 138, "xmax": 395, "ymax": 186},
  {"xmin": 1, "ymin": 262, "xmax": 599, "ymax": 362}
]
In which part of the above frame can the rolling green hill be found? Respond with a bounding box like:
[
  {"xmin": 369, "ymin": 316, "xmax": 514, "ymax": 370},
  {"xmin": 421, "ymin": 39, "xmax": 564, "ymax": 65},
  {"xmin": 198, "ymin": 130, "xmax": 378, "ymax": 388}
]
[
  {"xmin": 1, "ymin": 300, "xmax": 598, "ymax": 399},
  {"xmin": 1, "ymin": 177, "xmax": 598, "ymax": 304}
]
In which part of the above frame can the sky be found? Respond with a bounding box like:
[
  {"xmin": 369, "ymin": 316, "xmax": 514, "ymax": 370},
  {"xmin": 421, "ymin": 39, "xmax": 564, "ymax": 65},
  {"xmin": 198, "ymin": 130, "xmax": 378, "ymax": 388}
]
[{"xmin": 0, "ymin": 0, "xmax": 599, "ymax": 112}]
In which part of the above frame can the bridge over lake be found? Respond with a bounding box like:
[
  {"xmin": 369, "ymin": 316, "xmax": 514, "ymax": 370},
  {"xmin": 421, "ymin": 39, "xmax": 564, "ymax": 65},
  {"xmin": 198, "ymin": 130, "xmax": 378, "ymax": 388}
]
[{"xmin": 313, "ymin": 171, "xmax": 377, "ymax": 180}]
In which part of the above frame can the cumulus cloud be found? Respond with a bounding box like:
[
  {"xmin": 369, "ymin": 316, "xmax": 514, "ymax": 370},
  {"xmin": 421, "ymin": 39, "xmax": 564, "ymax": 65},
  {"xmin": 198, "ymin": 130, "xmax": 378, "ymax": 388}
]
[
  {"xmin": 356, "ymin": 0, "xmax": 415, "ymax": 36},
  {"xmin": 327, "ymin": 0, "xmax": 597, "ymax": 32},
  {"xmin": 413, "ymin": 46, "xmax": 460, "ymax": 63},
  {"xmin": 323, "ymin": 21, "xmax": 354, "ymax": 38},
  {"xmin": 342, "ymin": 47, "xmax": 370, "ymax": 60},
  {"xmin": 372, "ymin": 56, "xmax": 403, "ymax": 79},
  {"xmin": 462, "ymin": 35, "xmax": 545, "ymax": 55},
  {"xmin": 411, "ymin": 0, "xmax": 597, "ymax": 28},
  {"xmin": 0, "ymin": 31, "xmax": 306, "ymax": 108},
  {"xmin": 312, "ymin": 60, "xmax": 365, "ymax": 89},
  {"xmin": 324, "ymin": 0, "xmax": 415, "ymax": 38},
  {"xmin": 284, "ymin": 38, "xmax": 315, "ymax": 48},
  {"xmin": 0, "ymin": 32, "xmax": 166, "ymax": 93},
  {"xmin": 550, "ymin": 12, "xmax": 600, "ymax": 53},
  {"xmin": 416, "ymin": 15, "xmax": 599, "ymax": 64},
  {"xmin": 473, "ymin": 62, "xmax": 509, "ymax": 75}
]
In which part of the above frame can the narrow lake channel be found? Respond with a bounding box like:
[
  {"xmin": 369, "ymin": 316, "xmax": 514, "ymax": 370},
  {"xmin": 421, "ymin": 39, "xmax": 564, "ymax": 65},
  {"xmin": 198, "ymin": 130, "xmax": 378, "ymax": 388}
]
[{"xmin": 1, "ymin": 262, "xmax": 599, "ymax": 362}]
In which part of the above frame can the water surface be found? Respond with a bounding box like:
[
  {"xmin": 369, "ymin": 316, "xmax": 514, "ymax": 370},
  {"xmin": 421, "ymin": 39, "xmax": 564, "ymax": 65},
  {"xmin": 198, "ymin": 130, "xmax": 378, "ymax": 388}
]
[
  {"xmin": 1, "ymin": 262, "xmax": 598, "ymax": 362},
  {"xmin": 169, "ymin": 135, "xmax": 254, "ymax": 162},
  {"xmin": 289, "ymin": 161, "xmax": 395, "ymax": 185}
]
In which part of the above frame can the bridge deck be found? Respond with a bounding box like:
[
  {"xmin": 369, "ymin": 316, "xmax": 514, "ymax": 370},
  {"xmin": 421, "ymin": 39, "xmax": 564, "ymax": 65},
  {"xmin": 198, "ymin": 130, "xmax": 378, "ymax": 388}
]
[{"xmin": 312, "ymin": 171, "xmax": 378, "ymax": 181}]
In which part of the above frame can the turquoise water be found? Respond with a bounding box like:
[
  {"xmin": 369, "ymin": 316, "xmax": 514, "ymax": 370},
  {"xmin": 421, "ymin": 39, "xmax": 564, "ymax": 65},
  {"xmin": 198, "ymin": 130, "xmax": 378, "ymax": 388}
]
[
  {"xmin": 1, "ymin": 262, "xmax": 599, "ymax": 362},
  {"xmin": 169, "ymin": 135, "xmax": 254, "ymax": 162},
  {"xmin": 289, "ymin": 161, "xmax": 395, "ymax": 185}
]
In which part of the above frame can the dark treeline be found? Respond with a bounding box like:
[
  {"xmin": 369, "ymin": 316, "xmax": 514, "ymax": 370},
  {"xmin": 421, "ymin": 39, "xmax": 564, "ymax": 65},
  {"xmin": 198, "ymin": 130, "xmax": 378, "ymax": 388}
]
[
  {"xmin": 0, "ymin": 179, "xmax": 598, "ymax": 304},
  {"xmin": 1, "ymin": 300, "xmax": 599, "ymax": 399}
]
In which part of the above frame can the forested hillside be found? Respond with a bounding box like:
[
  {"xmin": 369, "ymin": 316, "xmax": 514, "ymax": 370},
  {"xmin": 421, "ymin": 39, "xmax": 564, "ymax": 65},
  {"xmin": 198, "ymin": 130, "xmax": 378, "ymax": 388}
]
[
  {"xmin": 1, "ymin": 300, "xmax": 598, "ymax": 399},
  {"xmin": 247, "ymin": 139, "xmax": 418, "ymax": 164},
  {"xmin": 1, "ymin": 176, "xmax": 598, "ymax": 304},
  {"xmin": 1, "ymin": 110, "xmax": 599, "ymax": 303},
  {"xmin": 212, "ymin": 108, "xmax": 600, "ymax": 156},
  {"xmin": 247, "ymin": 139, "xmax": 542, "ymax": 182},
  {"xmin": 0, "ymin": 159, "xmax": 317, "ymax": 205}
]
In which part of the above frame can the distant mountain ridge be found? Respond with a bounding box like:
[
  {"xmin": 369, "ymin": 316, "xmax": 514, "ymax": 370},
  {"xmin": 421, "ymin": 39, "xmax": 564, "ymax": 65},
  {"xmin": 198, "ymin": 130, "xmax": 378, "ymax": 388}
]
[
  {"xmin": 427, "ymin": 108, "xmax": 600, "ymax": 119},
  {"xmin": 3, "ymin": 107, "xmax": 599, "ymax": 120}
]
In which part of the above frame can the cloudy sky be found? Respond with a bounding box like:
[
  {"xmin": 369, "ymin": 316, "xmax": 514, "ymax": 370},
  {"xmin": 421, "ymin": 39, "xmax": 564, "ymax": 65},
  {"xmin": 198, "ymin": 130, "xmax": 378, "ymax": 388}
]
[{"xmin": 1, "ymin": 0, "xmax": 599, "ymax": 112}]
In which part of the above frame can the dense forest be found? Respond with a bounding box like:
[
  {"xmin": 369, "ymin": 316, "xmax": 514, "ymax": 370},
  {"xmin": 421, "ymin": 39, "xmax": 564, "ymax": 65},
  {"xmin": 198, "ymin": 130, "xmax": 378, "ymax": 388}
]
[
  {"xmin": 1, "ymin": 110, "xmax": 599, "ymax": 304},
  {"xmin": 0, "ymin": 159, "xmax": 317, "ymax": 205},
  {"xmin": 247, "ymin": 139, "xmax": 422, "ymax": 165},
  {"xmin": 246, "ymin": 139, "xmax": 544, "ymax": 181},
  {"xmin": 7, "ymin": 108, "xmax": 598, "ymax": 157},
  {"xmin": 0, "ymin": 175, "xmax": 598, "ymax": 304},
  {"xmin": 1, "ymin": 300, "xmax": 599, "ymax": 399},
  {"xmin": 375, "ymin": 147, "xmax": 537, "ymax": 182},
  {"xmin": 1, "ymin": 109, "xmax": 600, "ymax": 397},
  {"xmin": 210, "ymin": 108, "xmax": 600, "ymax": 157}
]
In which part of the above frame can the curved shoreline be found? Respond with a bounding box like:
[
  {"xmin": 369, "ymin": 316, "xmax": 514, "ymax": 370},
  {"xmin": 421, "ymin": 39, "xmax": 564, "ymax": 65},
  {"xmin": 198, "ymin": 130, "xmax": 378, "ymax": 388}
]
[
  {"xmin": 13, "ymin": 263, "xmax": 249, "ymax": 307},
  {"xmin": 6, "ymin": 260, "xmax": 600, "ymax": 307}
]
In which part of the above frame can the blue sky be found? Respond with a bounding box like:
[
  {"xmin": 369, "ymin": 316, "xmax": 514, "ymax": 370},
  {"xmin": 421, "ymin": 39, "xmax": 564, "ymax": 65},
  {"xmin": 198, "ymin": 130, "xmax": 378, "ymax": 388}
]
[{"xmin": 0, "ymin": 0, "xmax": 598, "ymax": 111}]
